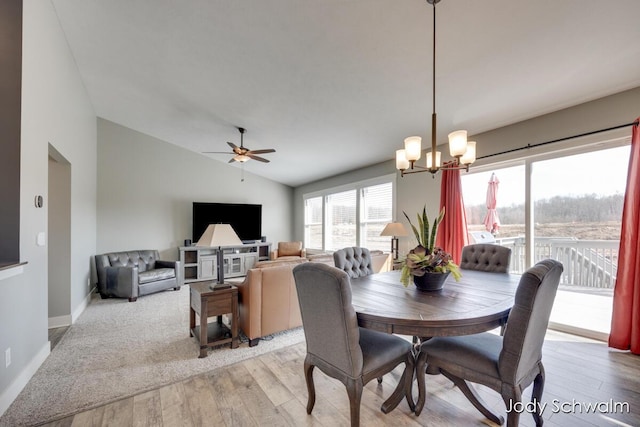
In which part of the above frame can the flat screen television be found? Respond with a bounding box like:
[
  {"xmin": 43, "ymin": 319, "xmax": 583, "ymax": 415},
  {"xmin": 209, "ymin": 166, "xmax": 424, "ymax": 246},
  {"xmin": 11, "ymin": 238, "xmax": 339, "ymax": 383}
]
[{"xmin": 192, "ymin": 202, "xmax": 262, "ymax": 243}]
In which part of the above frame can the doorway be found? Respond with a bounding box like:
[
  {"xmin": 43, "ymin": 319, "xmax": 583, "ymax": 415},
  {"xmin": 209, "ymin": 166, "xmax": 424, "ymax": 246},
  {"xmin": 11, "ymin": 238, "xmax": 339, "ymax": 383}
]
[{"xmin": 48, "ymin": 144, "xmax": 72, "ymax": 329}]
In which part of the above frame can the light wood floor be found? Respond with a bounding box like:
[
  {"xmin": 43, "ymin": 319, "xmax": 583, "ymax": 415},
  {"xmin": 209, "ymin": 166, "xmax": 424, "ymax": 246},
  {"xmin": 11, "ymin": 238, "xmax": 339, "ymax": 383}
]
[{"xmin": 38, "ymin": 329, "xmax": 640, "ymax": 427}]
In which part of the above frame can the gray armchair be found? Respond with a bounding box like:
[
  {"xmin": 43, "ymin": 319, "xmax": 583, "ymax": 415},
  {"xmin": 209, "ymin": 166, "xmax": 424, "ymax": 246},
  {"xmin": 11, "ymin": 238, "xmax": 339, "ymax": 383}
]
[
  {"xmin": 415, "ymin": 259, "xmax": 563, "ymax": 426},
  {"xmin": 292, "ymin": 262, "xmax": 415, "ymax": 426},
  {"xmin": 94, "ymin": 250, "xmax": 182, "ymax": 302},
  {"xmin": 460, "ymin": 243, "xmax": 512, "ymax": 273},
  {"xmin": 333, "ymin": 247, "xmax": 374, "ymax": 278}
]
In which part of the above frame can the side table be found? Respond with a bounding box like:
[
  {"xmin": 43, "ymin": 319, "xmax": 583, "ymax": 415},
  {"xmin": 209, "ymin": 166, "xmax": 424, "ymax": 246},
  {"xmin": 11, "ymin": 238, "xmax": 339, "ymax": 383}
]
[{"xmin": 189, "ymin": 281, "xmax": 239, "ymax": 358}]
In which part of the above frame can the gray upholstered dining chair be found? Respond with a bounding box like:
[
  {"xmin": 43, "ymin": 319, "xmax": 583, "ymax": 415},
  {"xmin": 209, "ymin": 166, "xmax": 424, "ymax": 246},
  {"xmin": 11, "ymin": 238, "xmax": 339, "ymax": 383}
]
[
  {"xmin": 292, "ymin": 262, "xmax": 415, "ymax": 427},
  {"xmin": 333, "ymin": 247, "xmax": 374, "ymax": 278},
  {"xmin": 461, "ymin": 243, "xmax": 513, "ymax": 335},
  {"xmin": 460, "ymin": 243, "xmax": 512, "ymax": 273},
  {"xmin": 414, "ymin": 259, "xmax": 563, "ymax": 427}
]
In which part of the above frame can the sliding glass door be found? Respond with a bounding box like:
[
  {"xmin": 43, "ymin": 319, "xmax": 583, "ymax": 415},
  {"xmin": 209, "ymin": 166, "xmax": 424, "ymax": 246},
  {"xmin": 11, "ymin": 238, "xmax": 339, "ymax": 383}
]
[
  {"xmin": 462, "ymin": 144, "xmax": 630, "ymax": 338},
  {"xmin": 530, "ymin": 146, "xmax": 628, "ymax": 337}
]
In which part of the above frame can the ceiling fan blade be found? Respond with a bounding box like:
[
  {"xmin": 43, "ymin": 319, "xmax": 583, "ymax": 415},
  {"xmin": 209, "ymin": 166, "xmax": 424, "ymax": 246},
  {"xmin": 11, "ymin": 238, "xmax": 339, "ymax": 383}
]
[
  {"xmin": 227, "ymin": 141, "xmax": 239, "ymax": 150},
  {"xmin": 246, "ymin": 148, "xmax": 275, "ymax": 155},
  {"xmin": 247, "ymin": 154, "xmax": 270, "ymax": 163},
  {"xmin": 228, "ymin": 157, "xmax": 238, "ymax": 163}
]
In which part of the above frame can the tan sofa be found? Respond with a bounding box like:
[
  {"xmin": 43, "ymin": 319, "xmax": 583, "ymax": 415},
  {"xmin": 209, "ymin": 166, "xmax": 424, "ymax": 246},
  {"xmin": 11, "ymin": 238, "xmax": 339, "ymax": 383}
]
[
  {"xmin": 236, "ymin": 250, "xmax": 391, "ymax": 347},
  {"xmin": 236, "ymin": 258, "xmax": 307, "ymax": 346}
]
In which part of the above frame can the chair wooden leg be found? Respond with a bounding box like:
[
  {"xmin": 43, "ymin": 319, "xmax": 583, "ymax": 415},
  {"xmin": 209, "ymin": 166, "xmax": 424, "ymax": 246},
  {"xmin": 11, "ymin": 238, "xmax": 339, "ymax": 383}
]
[
  {"xmin": 414, "ymin": 349, "xmax": 427, "ymax": 416},
  {"xmin": 531, "ymin": 364, "xmax": 545, "ymax": 427},
  {"xmin": 303, "ymin": 361, "xmax": 316, "ymax": 414},
  {"xmin": 442, "ymin": 370, "xmax": 505, "ymax": 426},
  {"xmin": 503, "ymin": 387, "xmax": 522, "ymax": 427},
  {"xmin": 346, "ymin": 378, "xmax": 363, "ymax": 427}
]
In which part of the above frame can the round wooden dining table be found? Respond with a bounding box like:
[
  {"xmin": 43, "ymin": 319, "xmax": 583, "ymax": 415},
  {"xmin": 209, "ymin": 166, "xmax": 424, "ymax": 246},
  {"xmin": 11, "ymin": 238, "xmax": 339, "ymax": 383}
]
[
  {"xmin": 350, "ymin": 269, "xmax": 519, "ymax": 338},
  {"xmin": 349, "ymin": 269, "xmax": 520, "ymax": 417}
]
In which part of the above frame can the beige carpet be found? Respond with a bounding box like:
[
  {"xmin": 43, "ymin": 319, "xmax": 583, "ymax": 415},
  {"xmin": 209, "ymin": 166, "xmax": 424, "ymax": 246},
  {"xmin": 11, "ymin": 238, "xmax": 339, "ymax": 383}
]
[{"xmin": 0, "ymin": 286, "xmax": 304, "ymax": 427}]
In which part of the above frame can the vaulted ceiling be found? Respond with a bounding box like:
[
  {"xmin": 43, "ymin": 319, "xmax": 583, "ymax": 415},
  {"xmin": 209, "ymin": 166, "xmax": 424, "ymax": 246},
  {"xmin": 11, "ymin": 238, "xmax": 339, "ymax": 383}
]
[{"xmin": 51, "ymin": 0, "xmax": 640, "ymax": 186}]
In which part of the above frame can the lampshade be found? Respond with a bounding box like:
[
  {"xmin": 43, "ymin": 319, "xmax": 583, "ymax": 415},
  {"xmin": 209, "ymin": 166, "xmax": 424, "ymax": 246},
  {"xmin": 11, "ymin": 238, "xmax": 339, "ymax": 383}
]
[
  {"xmin": 395, "ymin": 149, "xmax": 410, "ymax": 170},
  {"xmin": 404, "ymin": 136, "xmax": 422, "ymax": 161},
  {"xmin": 461, "ymin": 140, "xmax": 476, "ymax": 165},
  {"xmin": 380, "ymin": 222, "xmax": 408, "ymax": 237},
  {"xmin": 196, "ymin": 224, "xmax": 243, "ymax": 247},
  {"xmin": 426, "ymin": 151, "xmax": 441, "ymax": 169},
  {"xmin": 448, "ymin": 130, "xmax": 468, "ymax": 157}
]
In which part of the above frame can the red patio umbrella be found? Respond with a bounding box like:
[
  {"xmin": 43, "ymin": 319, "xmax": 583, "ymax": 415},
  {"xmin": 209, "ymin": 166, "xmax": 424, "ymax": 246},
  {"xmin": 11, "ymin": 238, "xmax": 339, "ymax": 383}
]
[{"xmin": 483, "ymin": 173, "xmax": 500, "ymax": 234}]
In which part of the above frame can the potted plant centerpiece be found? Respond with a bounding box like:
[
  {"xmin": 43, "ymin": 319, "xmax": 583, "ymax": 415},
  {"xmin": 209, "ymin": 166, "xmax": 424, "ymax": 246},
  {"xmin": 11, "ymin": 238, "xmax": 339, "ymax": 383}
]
[{"xmin": 400, "ymin": 205, "xmax": 461, "ymax": 291}]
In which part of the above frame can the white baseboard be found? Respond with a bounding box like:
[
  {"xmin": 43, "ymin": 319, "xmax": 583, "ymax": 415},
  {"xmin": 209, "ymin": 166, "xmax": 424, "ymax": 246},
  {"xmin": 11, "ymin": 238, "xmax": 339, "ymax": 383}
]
[
  {"xmin": 48, "ymin": 315, "xmax": 71, "ymax": 329},
  {"xmin": 71, "ymin": 289, "xmax": 93, "ymax": 323},
  {"xmin": 48, "ymin": 289, "xmax": 94, "ymax": 329},
  {"xmin": 0, "ymin": 342, "xmax": 50, "ymax": 417},
  {"xmin": 548, "ymin": 321, "xmax": 609, "ymax": 342}
]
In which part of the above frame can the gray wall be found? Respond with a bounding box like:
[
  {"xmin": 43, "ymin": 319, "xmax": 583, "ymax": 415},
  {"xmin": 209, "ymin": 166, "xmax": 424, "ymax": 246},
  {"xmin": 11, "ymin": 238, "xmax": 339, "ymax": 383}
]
[
  {"xmin": 0, "ymin": 0, "xmax": 97, "ymax": 414},
  {"xmin": 97, "ymin": 119, "xmax": 294, "ymax": 259},
  {"xmin": 293, "ymin": 86, "xmax": 640, "ymax": 255}
]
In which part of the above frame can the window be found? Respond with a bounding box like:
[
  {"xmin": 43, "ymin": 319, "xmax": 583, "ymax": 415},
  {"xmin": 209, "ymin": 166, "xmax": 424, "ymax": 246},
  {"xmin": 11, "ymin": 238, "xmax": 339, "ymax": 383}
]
[
  {"xmin": 303, "ymin": 176, "xmax": 395, "ymax": 252},
  {"xmin": 462, "ymin": 165, "xmax": 525, "ymax": 240},
  {"xmin": 304, "ymin": 197, "xmax": 323, "ymax": 250},
  {"xmin": 326, "ymin": 190, "xmax": 357, "ymax": 250},
  {"xmin": 360, "ymin": 182, "xmax": 393, "ymax": 251}
]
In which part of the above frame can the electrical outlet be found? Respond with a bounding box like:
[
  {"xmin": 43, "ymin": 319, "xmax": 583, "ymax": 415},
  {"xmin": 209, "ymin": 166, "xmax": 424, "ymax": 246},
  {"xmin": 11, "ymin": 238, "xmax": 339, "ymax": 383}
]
[{"xmin": 5, "ymin": 348, "xmax": 11, "ymax": 368}]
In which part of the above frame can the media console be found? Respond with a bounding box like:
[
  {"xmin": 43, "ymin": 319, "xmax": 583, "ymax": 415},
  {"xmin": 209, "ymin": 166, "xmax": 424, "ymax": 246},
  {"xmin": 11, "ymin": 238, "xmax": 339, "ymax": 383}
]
[{"xmin": 179, "ymin": 242, "xmax": 271, "ymax": 284}]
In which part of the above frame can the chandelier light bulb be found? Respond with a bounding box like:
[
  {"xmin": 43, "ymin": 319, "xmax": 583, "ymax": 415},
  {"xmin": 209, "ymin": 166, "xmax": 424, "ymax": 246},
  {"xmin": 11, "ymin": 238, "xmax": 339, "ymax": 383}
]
[
  {"xmin": 460, "ymin": 141, "xmax": 476, "ymax": 165},
  {"xmin": 396, "ymin": 149, "xmax": 410, "ymax": 170},
  {"xmin": 404, "ymin": 136, "xmax": 422, "ymax": 161},
  {"xmin": 448, "ymin": 130, "xmax": 468, "ymax": 157},
  {"xmin": 426, "ymin": 151, "xmax": 441, "ymax": 169}
]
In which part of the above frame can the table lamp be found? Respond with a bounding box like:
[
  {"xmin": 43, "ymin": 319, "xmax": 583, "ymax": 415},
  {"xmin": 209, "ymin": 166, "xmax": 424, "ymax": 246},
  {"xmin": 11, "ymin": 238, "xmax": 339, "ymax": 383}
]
[
  {"xmin": 196, "ymin": 223, "xmax": 242, "ymax": 288},
  {"xmin": 380, "ymin": 222, "xmax": 408, "ymax": 260}
]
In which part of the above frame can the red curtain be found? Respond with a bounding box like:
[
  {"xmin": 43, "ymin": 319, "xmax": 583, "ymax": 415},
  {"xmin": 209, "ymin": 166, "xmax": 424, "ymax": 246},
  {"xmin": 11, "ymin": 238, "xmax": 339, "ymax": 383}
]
[
  {"xmin": 436, "ymin": 168, "xmax": 469, "ymax": 264},
  {"xmin": 609, "ymin": 118, "xmax": 640, "ymax": 354}
]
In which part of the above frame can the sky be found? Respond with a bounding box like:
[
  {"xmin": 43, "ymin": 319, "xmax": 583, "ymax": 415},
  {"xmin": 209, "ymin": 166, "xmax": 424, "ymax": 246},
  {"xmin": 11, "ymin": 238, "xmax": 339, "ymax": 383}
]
[{"xmin": 461, "ymin": 145, "xmax": 631, "ymax": 207}]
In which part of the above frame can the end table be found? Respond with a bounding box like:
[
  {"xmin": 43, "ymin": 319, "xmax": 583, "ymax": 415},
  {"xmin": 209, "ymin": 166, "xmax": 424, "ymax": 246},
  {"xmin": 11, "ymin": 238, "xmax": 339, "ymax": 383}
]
[{"xmin": 189, "ymin": 281, "xmax": 239, "ymax": 357}]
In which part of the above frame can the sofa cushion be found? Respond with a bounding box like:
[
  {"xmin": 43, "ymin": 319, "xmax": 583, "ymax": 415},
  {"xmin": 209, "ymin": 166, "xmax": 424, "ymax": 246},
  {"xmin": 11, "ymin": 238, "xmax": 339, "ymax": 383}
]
[{"xmin": 138, "ymin": 268, "xmax": 175, "ymax": 284}]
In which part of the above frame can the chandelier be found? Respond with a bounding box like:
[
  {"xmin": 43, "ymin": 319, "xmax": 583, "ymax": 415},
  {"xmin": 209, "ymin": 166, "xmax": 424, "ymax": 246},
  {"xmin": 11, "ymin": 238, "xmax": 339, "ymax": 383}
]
[{"xmin": 395, "ymin": 0, "xmax": 476, "ymax": 177}]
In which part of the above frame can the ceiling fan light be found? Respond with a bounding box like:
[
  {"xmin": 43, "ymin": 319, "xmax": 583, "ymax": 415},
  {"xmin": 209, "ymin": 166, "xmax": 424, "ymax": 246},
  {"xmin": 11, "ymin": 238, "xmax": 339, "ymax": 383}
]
[
  {"xmin": 448, "ymin": 130, "xmax": 468, "ymax": 157},
  {"xmin": 404, "ymin": 136, "xmax": 422, "ymax": 161},
  {"xmin": 461, "ymin": 141, "xmax": 476, "ymax": 165},
  {"xmin": 234, "ymin": 154, "xmax": 250, "ymax": 163}
]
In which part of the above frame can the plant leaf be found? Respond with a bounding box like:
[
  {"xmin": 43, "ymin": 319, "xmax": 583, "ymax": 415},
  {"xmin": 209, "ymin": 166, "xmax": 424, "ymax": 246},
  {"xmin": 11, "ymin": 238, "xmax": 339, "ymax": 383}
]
[{"xmin": 403, "ymin": 211, "xmax": 421, "ymax": 245}]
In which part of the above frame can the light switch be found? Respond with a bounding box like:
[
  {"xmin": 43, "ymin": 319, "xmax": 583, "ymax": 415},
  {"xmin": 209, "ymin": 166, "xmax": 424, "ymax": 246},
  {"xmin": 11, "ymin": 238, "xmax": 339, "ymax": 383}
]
[{"xmin": 36, "ymin": 232, "xmax": 46, "ymax": 247}]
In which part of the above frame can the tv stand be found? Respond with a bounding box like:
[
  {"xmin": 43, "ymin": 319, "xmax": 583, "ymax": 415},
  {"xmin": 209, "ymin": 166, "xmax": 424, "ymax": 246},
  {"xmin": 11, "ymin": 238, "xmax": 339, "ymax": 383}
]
[{"xmin": 180, "ymin": 242, "xmax": 271, "ymax": 284}]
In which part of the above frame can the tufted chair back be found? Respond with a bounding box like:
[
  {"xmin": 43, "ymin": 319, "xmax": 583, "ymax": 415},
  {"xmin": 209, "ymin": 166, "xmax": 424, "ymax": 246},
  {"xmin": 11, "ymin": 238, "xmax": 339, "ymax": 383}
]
[
  {"xmin": 333, "ymin": 247, "xmax": 374, "ymax": 279},
  {"xmin": 459, "ymin": 244, "xmax": 511, "ymax": 273}
]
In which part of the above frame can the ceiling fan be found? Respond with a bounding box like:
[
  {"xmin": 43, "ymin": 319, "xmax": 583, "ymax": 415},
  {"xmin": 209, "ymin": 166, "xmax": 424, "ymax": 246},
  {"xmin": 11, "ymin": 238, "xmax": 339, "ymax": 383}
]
[{"xmin": 203, "ymin": 127, "xmax": 275, "ymax": 163}]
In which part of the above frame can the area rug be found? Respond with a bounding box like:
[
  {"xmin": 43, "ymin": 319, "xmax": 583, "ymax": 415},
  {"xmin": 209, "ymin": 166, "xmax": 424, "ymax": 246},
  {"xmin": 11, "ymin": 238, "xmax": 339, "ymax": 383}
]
[{"xmin": 0, "ymin": 286, "xmax": 304, "ymax": 427}]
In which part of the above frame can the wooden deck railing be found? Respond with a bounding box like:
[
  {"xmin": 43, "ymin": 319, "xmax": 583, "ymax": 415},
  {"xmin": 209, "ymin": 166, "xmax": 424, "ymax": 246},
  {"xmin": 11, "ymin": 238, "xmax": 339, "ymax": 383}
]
[{"xmin": 495, "ymin": 237, "xmax": 619, "ymax": 289}]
